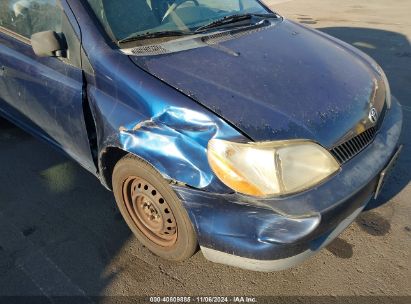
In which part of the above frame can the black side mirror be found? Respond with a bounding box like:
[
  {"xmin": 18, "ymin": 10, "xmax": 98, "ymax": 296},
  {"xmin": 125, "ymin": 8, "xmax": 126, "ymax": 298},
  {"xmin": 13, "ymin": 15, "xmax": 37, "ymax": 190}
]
[{"xmin": 31, "ymin": 31, "xmax": 67, "ymax": 58}]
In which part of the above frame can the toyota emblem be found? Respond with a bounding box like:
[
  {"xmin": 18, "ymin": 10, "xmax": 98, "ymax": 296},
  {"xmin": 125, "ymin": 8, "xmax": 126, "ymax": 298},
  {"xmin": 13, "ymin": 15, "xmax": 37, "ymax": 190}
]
[{"xmin": 369, "ymin": 107, "xmax": 378, "ymax": 123}]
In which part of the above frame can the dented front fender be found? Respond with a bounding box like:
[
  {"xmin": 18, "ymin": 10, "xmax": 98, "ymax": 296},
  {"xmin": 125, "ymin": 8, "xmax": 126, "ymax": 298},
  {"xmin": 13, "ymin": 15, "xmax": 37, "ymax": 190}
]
[
  {"xmin": 118, "ymin": 106, "xmax": 239, "ymax": 191},
  {"xmin": 85, "ymin": 67, "xmax": 244, "ymax": 192}
]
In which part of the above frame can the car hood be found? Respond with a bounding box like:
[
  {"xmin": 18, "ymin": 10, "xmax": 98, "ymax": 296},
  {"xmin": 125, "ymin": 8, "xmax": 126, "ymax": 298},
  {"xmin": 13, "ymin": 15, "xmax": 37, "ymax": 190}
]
[{"xmin": 129, "ymin": 19, "xmax": 385, "ymax": 148}]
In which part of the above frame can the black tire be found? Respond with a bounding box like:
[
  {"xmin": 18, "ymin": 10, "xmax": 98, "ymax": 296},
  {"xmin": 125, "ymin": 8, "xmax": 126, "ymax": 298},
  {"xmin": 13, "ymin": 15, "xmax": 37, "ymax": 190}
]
[{"xmin": 112, "ymin": 154, "xmax": 197, "ymax": 261}]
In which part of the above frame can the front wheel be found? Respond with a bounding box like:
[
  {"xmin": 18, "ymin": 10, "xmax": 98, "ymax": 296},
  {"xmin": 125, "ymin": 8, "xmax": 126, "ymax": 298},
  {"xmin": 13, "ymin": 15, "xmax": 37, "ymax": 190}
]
[{"xmin": 112, "ymin": 154, "xmax": 198, "ymax": 261}]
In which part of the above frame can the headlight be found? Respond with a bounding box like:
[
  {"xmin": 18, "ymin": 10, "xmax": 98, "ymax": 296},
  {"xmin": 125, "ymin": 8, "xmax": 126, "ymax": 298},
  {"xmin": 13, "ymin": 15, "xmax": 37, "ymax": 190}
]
[{"xmin": 207, "ymin": 139, "xmax": 340, "ymax": 197}]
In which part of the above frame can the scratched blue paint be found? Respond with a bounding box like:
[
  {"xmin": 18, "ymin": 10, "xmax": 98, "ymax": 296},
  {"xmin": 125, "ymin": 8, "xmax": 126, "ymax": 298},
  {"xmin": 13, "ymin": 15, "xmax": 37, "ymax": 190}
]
[
  {"xmin": 173, "ymin": 98, "xmax": 402, "ymax": 259},
  {"xmin": 0, "ymin": 0, "xmax": 403, "ymax": 269},
  {"xmin": 130, "ymin": 19, "xmax": 388, "ymax": 149}
]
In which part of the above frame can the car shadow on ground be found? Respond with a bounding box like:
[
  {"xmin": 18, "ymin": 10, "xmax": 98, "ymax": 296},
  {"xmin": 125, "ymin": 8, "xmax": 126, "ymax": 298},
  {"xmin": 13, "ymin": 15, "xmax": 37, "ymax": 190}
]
[
  {"xmin": 0, "ymin": 117, "xmax": 134, "ymax": 297},
  {"xmin": 0, "ymin": 26, "xmax": 409, "ymax": 297}
]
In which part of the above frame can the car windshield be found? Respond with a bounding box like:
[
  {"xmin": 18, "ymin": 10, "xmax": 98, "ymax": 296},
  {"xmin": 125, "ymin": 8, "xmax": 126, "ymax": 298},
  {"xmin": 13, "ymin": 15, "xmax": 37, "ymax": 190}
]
[{"xmin": 86, "ymin": 0, "xmax": 271, "ymax": 43}]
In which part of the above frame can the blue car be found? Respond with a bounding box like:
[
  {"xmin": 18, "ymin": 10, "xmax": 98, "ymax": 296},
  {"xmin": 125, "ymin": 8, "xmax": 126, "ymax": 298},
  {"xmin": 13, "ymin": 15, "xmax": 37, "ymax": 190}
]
[{"xmin": 0, "ymin": 0, "xmax": 403, "ymax": 272}]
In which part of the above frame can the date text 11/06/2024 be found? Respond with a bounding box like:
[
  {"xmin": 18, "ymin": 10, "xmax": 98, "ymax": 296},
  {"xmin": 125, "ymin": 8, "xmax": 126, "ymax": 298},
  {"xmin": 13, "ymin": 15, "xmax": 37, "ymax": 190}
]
[{"xmin": 149, "ymin": 296, "xmax": 257, "ymax": 303}]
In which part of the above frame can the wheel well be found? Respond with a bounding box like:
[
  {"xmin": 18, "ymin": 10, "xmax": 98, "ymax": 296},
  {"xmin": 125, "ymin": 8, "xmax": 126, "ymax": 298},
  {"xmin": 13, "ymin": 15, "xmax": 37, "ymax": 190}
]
[{"xmin": 100, "ymin": 147, "xmax": 128, "ymax": 190}]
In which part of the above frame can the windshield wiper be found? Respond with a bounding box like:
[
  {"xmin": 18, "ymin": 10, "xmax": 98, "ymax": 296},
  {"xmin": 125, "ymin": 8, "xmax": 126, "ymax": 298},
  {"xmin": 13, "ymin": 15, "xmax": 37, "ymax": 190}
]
[
  {"xmin": 119, "ymin": 30, "xmax": 194, "ymax": 44},
  {"xmin": 195, "ymin": 13, "xmax": 278, "ymax": 33}
]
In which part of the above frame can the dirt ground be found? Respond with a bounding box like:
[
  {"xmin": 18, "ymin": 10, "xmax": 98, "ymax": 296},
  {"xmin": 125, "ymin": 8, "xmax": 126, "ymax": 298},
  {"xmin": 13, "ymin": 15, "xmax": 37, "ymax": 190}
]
[{"xmin": 0, "ymin": 0, "xmax": 410, "ymax": 302}]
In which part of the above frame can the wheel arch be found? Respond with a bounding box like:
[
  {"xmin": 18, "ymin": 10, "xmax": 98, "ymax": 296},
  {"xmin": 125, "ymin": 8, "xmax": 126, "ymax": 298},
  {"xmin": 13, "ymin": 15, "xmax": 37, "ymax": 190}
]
[
  {"xmin": 99, "ymin": 146, "xmax": 128, "ymax": 190},
  {"xmin": 99, "ymin": 146, "xmax": 179, "ymax": 191}
]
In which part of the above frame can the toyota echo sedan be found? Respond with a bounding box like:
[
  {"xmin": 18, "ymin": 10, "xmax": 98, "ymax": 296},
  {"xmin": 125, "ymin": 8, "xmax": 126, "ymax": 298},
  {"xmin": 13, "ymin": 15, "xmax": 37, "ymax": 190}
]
[{"xmin": 0, "ymin": 0, "xmax": 403, "ymax": 271}]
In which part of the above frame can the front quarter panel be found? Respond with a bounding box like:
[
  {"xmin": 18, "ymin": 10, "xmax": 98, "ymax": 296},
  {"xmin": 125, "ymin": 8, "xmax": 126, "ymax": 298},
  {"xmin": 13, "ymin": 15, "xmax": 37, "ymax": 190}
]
[
  {"xmin": 66, "ymin": 0, "xmax": 246, "ymax": 192},
  {"xmin": 87, "ymin": 79, "xmax": 243, "ymax": 193}
]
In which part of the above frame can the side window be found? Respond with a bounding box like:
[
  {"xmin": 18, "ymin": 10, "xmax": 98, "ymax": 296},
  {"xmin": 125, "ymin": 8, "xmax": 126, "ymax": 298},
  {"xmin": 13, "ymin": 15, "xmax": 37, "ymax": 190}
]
[{"xmin": 0, "ymin": 0, "xmax": 62, "ymax": 38}]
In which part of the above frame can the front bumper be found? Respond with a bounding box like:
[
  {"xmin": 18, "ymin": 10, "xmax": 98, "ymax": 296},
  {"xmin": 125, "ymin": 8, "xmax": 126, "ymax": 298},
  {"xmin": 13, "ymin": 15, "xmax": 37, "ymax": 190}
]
[{"xmin": 172, "ymin": 98, "xmax": 403, "ymax": 272}]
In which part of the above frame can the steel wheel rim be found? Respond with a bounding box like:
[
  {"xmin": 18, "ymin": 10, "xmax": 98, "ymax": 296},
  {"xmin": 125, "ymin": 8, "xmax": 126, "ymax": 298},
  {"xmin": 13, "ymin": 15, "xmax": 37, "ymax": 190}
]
[{"xmin": 122, "ymin": 176, "xmax": 177, "ymax": 247}]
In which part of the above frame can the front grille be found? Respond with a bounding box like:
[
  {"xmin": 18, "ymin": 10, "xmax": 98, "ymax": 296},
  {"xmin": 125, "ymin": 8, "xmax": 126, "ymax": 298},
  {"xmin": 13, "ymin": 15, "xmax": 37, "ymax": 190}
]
[{"xmin": 331, "ymin": 127, "xmax": 377, "ymax": 164}]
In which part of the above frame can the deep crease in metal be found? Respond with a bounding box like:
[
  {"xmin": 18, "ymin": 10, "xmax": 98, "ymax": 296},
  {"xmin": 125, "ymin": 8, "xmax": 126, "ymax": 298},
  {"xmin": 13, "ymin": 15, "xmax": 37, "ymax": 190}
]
[{"xmin": 116, "ymin": 106, "xmax": 235, "ymax": 190}]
